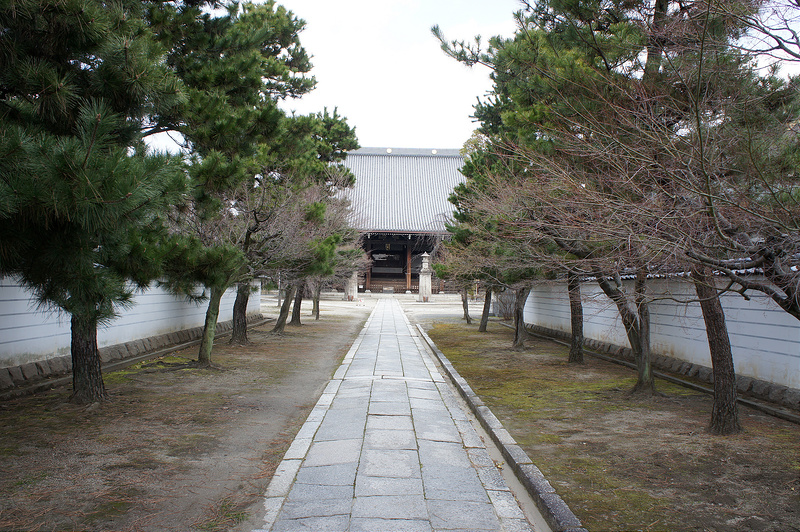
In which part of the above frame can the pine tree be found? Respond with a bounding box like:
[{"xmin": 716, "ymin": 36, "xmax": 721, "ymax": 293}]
[
  {"xmin": 228, "ymin": 109, "xmax": 358, "ymax": 342},
  {"xmin": 436, "ymin": 0, "xmax": 799, "ymax": 432},
  {"xmin": 0, "ymin": 0, "xmax": 185, "ymax": 403},
  {"xmin": 149, "ymin": 1, "xmax": 356, "ymax": 363}
]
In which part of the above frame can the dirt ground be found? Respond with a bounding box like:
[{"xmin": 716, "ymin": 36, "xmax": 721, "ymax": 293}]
[
  {"xmin": 420, "ymin": 316, "xmax": 800, "ymax": 532},
  {"xmin": 0, "ymin": 294, "xmax": 376, "ymax": 532}
]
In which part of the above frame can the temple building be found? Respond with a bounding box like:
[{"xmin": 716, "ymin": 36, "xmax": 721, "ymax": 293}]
[{"xmin": 340, "ymin": 147, "xmax": 465, "ymax": 293}]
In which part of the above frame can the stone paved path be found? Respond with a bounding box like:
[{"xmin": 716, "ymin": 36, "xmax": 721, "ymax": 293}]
[{"xmin": 254, "ymin": 298, "xmax": 535, "ymax": 532}]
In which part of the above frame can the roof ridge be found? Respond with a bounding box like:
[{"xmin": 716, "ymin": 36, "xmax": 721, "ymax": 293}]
[{"xmin": 348, "ymin": 147, "xmax": 462, "ymax": 157}]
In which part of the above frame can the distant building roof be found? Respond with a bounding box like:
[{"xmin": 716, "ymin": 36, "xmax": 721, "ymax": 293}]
[{"xmin": 340, "ymin": 147, "xmax": 465, "ymax": 234}]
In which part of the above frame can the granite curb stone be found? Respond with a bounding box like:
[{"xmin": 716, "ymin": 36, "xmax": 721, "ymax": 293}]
[
  {"xmin": 501, "ymin": 444, "xmax": 535, "ymax": 470},
  {"xmin": 517, "ymin": 464, "xmax": 556, "ymax": 495}
]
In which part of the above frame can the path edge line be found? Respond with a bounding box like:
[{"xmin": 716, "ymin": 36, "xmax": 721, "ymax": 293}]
[{"xmin": 416, "ymin": 324, "xmax": 588, "ymax": 532}]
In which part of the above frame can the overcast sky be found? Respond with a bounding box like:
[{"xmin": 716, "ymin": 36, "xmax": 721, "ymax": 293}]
[{"xmin": 276, "ymin": 0, "xmax": 522, "ymax": 150}]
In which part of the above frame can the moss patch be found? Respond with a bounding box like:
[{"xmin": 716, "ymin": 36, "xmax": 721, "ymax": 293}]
[
  {"xmin": 11, "ymin": 471, "xmax": 50, "ymax": 490},
  {"xmin": 166, "ymin": 433, "xmax": 219, "ymax": 458},
  {"xmin": 83, "ymin": 487, "xmax": 143, "ymax": 525}
]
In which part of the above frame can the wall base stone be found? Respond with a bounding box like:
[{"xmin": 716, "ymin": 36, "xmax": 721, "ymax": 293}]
[
  {"xmin": 768, "ymin": 385, "xmax": 788, "ymax": 404},
  {"xmin": 751, "ymin": 380, "xmax": 771, "ymax": 398},
  {"xmin": 8, "ymin": 366, "xmax": 24, "ymax": 385},
  {"xmin": 34, "ymin": 360, "xmax": 52, "ymax": 378},
  {"xmin": 527, "ymin": 324, "xmax": 800, "ymax": 412},
  {"xmin": 784, "ymin": 389, "xmax": 800, "ymax": 410},
  {"xmin": 0, "ymin": 313, "xmax": 263, "ymax": 394},
  {"xmin": 48, "ymin": 357, "xmax": 69, "ymax": 375},
  {"xmin": 0, "ymin": 369, "xmax": 13, "ymax": 389},
  {"xmin": 736, "ymin": 376, "xmax": 754, "ymax": 394},
  {"xmin": 20, "ymin": 362, "xmax": 40, "ymax": 381}
]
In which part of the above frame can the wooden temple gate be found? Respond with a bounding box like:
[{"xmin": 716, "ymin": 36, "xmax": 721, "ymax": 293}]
[{"xmin": 361, "ymin": 234, "xmax": 442, "ymax": 293}]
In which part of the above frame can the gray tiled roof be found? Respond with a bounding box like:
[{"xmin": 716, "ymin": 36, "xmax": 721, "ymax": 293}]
[{"xmin": 340, "ymin": 147, "xmax": 465, "ymax": 234}]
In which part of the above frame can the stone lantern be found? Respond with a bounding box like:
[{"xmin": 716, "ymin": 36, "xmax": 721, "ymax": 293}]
[
  {"xmin": 345, "ymin": 271, "xmax": 358, "ymax": 301},
  {"xmin": 418, "ymin": 252, "xmax": 432, "ymax": 302}
]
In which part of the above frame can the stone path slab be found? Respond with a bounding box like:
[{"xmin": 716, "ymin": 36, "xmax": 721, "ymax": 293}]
[{"xmin": 254, "ymin": 298, "xmax": 536, "ymax": 532}]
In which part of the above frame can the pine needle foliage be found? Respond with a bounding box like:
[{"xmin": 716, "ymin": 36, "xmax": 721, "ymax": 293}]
[{"xmin": 0, "ymin": 0, "xmax": 186, "ymax": 403}]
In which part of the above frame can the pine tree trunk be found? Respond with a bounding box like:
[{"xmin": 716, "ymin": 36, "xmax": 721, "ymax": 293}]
[
  {"xmin": 461, "ymin": 288, "xmax": 472, "ymax": 324},
  {"xmin": 693, "ymin": 266, "xmax": 742, "ymax": 435},
  {"xmin": 631, "ymin": 270, "xmax": 655, "ymax": 394},
  {"xmin": 644, "ymin": 0, "xmax": 668, "ymax": 80},
  {"xmin": 272, "ymin": 284, "xmax": 296, "ymax": 333},
  {"xmin": 594, "ymin": 268, "xmax": 655, "ymax": 394},
  {"xmin": 567, "ymin": 272, "xmax": 584, "ymax": 364},
  {"xmin": 230, "ymin": 282, "xmax": 250, "ymax": 345},
  {"xmin": 478, "ymin": 287, "xmax": 492, "ymax": 333},
  {"xmin": 289, "ymin": 281, "xmax": 304, "ymax": 326},
  {"xmin": 70, "ymin": 314, "xmax": 107, "ymax": 404},
  {"xmin": 198, "ymin": 286, "xmax": 223, "ymax": 366},
  {"xmin": 513, "ymin": 286, "xmax": 531, "ymax": 349},
  {"xmin": 313, "ymin": 283, "xmax": 322, "ymax": 321}
]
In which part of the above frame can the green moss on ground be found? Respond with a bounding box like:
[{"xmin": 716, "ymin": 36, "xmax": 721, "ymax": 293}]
[{"xmin": 84, "ymin": 487, "xmax": 143, "ymax": 525}]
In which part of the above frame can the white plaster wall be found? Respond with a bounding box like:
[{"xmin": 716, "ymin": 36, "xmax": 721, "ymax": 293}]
[
  {"xmin": 524, "ymin": 282, "xmax": 632, "ymax": 347},
  {"xmin": 524, "ymin": 276, "xmax": 800, "ymax": 390},
  {"xmin": 0, "ymin": 277, "xmax": 260, "ymax": 368}
]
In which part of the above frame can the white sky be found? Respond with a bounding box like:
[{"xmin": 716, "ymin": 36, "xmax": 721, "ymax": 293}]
[{"xmin": 276, "ymin": 0, "xmax": 522, "ymax": 150}]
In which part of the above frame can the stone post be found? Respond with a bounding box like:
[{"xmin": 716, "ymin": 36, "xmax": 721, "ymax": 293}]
[
  {"xmin": 345, "ymin": 271, "xmax": 358, "ymax": 301},
  {"xmin": 418, "ymin": 252, "xmax": 432, "ymax": 302}
]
